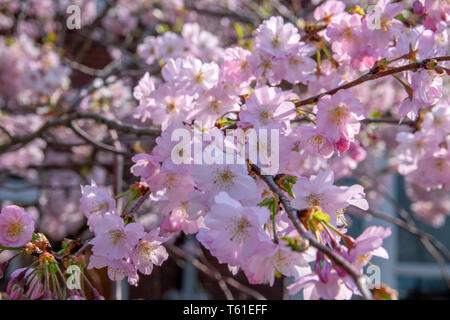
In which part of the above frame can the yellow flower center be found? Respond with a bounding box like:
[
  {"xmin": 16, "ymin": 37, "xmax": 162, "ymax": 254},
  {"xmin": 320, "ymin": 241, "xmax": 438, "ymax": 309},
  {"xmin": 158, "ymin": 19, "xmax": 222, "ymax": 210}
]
[
  {"xmin": 308, "ymin": 135, "xmax": 325, "ymax": 153},
  {"xmin": 226, "ymin": 217, "xmax": 251, "ymax": 242},
  {"xmin": 210, "ymin": 101, "xmax": 220, "ymax": 112},
  {"xmin": 381, "ymin": 20, "xmax": 393, "ymax": 32},
  {"xmin": 271, "ymin": 35, "xmax": 280, "ymax": 48},
  {"xmin": 289, "ymin": 56, "xmax": 300, "ymax": 66},
  {"xmin": 166, "ymin": 173, "xmax": 179, "ymax": 190},
  {"xmin": 305, "ymin": 193, "xmax": 323, "ymax": 207},
  {"xmin": 259, "ymin": 110, "xmax": 274, "ymax": 124},
  {"xmin": 195, "ymin": 72, "xmax": 203, "ymax": 84},
  {"xmin": 89, "ymin": 202, "xmax": 108, "ymax": 215},
  {"xmin": 344, "ymin": 27, "xmax": 354, "ymax": 38},
  {"xmin": 240, "ymin": 60, "xmax": 249, "ymax": 70},
  {"xmin": 166, "ymin": 102, "xmax": 177, "ymax": 113},
  {"xmin": 329, "ymin": 104, "xmax": 350, "ymax": 124},
  {"xmin": 357, "ymin": 253, "xmax": 371, "ymax": 266},
  {"xmin": 7, "ymin": 221, "xmax": 24, "ymax": 239},
  {"xmin": 213, "ymin": 167, "xmax": 236, "ymax": 190},
  {"xmin": 109, "ymin": 230, "xmax": 124, "ymax": 245},
  {"xmin": 139, "ymin": 241, "xmax": 157, "ymax": 263},
  {"xmin": 435, "ymin": 158, "xmax": 446, "ymax": 171}
]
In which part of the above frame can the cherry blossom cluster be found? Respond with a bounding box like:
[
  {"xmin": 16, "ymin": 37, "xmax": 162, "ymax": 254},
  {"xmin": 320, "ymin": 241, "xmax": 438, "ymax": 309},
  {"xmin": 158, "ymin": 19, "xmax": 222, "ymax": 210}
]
[
  {"xmin": 80, "ymin": 181, "xmax": 169, "ymax": 285},
  {"xmin": 118, "ymin": 12, "xmax": 401, "ymax": 299},
  {"xmin": 138, "ymin": 22, "xmax": 224, "ymax": 64},
  {"xmin": 0, "ymin": 35, "xmax": 70, "ymax": 109},
  {"xmin": 395, "ymin": 104, "xmax": 450, "ymax": 226},
  {"xmin": 0, "ymin": 204, "xmax": 106, "ymax": 299},
  {"xmin": 0, "ymin": 0, "xmax": 449, "ymax": 301}
]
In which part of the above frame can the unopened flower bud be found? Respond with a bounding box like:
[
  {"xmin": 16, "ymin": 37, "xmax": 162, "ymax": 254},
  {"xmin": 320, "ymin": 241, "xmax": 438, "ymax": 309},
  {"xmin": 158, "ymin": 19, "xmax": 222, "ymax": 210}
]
[
  {"xmin": 413, "ymin": 1, "xmax": 426, "ymax": 15},
  {"xmin": 33, "ymin": 233, "xmax": 51, "ymax": 252},
  {"xmin": 371, "ymin": 284, "xmax": 398, "ymax": 300},
  {"xmin": 352, "ymin": 5, "xmax": 365, "ymax": 16},
  {"xmin": 91, "ymin": 287, "xmax": 105, "ymax": 300},
  {"xmin": 434, "ymin": 66, "xmax": 444, "ymax": 74},
  {"xmin": 424, "ymin": 59, "xmax": 438, "ymax": 70},
  {"xmin": 342, "ymin": 234, "xmax": 355, "ymax": 249},
  {"xmin": 39, "ymin": 252, "xmax": 56, "ymax": 267},
  {"xmin": 43, "ymin": 290, "xmax": 52, "ymax": 300}
]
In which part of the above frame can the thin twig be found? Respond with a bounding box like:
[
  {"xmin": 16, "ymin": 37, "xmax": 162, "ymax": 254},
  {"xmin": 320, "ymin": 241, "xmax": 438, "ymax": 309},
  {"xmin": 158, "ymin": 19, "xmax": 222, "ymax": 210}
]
[
  {"xmin": 355, "ymin": 208, "xmax": 450, "ymax": 263},
  {"xmin": 0, "ymin": 112, "xmax": 160, "ymax": 154},
  {"xmin": 69, "ymin": 121, "xmax": 130, "ymax": 156},
  {"xmin": 197, "ymin": 248, "xmax": 234, "ymax": 300},
  {"xmin": 124, "ymin": 189, "xmax": 151, "ymax": 217},
  {"xmin": 168, "ymin": 244, "xmax": 266, "ymax": 300},
  {"xmin": 253, "ymin": 165, "xmax": 373, "ymax": 300},
  {"xmin": 185, "ymin": 4, "xmax": 256, "ymax": 25},
  {"xmin": 295, "ymin": 56, "xmax": 450, "ymax": 107},
  {"xmin": 365, "ymin": 177, "xmax": 450, "ymax": 262}
]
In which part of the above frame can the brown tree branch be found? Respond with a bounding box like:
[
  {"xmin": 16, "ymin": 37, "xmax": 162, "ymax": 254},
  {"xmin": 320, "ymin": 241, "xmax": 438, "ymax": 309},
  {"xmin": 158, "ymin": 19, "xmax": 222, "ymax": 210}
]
[
  {"xmin": 167, "ymin": 244, "xmax": 267, "ymax": 300},
  {"xmin": 0, "ymin": 112, "xmax": 161, "ymax": 154},
  {"xmin": 295, "ymin": 56, "xmax": 450, "ymax": 107},
  {"xmin": 252, "ymin": 165, "xmax": 373, "ymax": 300},
  {"xmin": 69, "ymin": 121, "xmax": 130, "ymax": 156}
]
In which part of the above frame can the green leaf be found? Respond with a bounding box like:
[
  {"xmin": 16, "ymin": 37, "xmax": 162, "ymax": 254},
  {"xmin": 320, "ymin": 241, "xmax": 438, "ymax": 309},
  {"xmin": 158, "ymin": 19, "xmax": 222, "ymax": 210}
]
[
  {"xmin": 31, "ymin": 233, "xmax": 40, "ymax": 242},
  {"xmin": 217, "ymin": 118, "xmax": 235, "ymax": 126},
  {"xmin": 369, "ymin": 110, "xmax": 381, "ymax": 118},
  {"xmin": 280, "ymin": 236, "xmax": 309, "ymax": 252},
  {"xmin": 283, "ymin": 180, "xmax": 295, "ymax": 198},
  {"xmin": 155, "ymin": 24, "xmax": 170, "ymax": 34},
  {"xmin": 257, "ymin": 198, "xmax": 273, "ymax": 207},
  {"xmin": 257, "ymin": 197, "xmax": 278, "ymax": 218},
  {"xmin": 234, "ymin": 23, "xmax": 244, "ymax": 39},
  {"xmin": 173, "ymin": 17, "xmax": 184, "ymax": 33},
  {"xmin": 313, "ymin": 211, "xmax": 330, "ymax": 223}
]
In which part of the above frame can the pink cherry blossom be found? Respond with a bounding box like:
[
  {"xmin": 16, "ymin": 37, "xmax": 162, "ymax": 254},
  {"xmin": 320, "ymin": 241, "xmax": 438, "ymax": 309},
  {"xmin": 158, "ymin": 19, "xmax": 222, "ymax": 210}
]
[
  {"xmin": 388, "ymin": 25, "xmax": 442, "ymax": 61},
  {"xmin": 188, "ymin": 86, "xmax": 240, "ymax": 128},
  {"xmin": 148, "ymin": 167, "xmax": 195, "ymax": 206},
  {"xmin": 283, "ymin": 43, "xmax": 316, "ymax": 85},
  {"xmin": 7, "ymin": 267, "xmax": 43, "ymax": 300},
  {"xmin": 395, "ymin": 130, "xmax": 440, "ymax": 174},
  {"xmin": 130, "ymin": 153, "xmax": 160, "ymax": 184},
  {"xmin": 406, "ymin": 148, "xmax": 450, "ymax": 190},
  {"xmin": 239, "ymin": 85, "xmax": 297, "ymax": 130},
  {"xmin": 254, "ymin": 16, "xmax": 300, "ymax": 58},
  {"xmin": 133, "ymin": 72, "xmax": 156, "ymax": 121},
  {"xmin": 182, "ymin": 23, "xmax": 223, "ymax": 61},
  {"xmin": 146, "ymin": 83, "xmax": 193, "ymax": 130},
  {"xmin": 132, "ymin": 228, "xmax": 169, "ymax": 275},
  {"xmin": 326, "ymin": 13, "xmax": 362, "ymax": 60},
  {"xmin": 291, "ymin": 168, "xmax": 368, "ymax": 225},
  {"xmin": 243, "ymin": 241, "xmax": 313, "ymax": 286},
  {"xmin": 90, "ymin": 214, "xmax": 145, "ymax": 260},
  {"xmin": 421, "ymin": 104, "xmax": 450, "ymax": 140},
  {"xmin": 362, "ymin": 0, "xmax": 404, "ymax": 55},
  {"xmin": 80, "ymin": 180, "xmax": 117, "ymax": 230},
  {"xmin": 347, "ymin": 226, "xmax": 391, "ymax": 270},
  {"xmin": 221, "ymin": 47, "xmax": 254, "ymax": 87},
  {"xmin": 316, "ymin": 89, "xmax": 365, "ymax": 146},
  {"xmin": 196, "ymin": 192, "xmax": 271, "ymax": 266},
  {"xmin": 191, "ymin": 163, "xmax": 257, "ymax": 201},
  {"xmin": 160, "ymin": 206, "xmax": 202, "ymax": 235},
  {"xmin": 88, "ymin": 255, "xmax": 139, "ymax": 286},
  {"xmin": 314, "ymin": 0, "xmax": 346, "ymax": 23},
  {"xmin": 398, "ymin": 70, "xmax": 443, "ymax": 120},
  {"xmin": 0, "ymin": 205, "xmax": 34, "ymax": 248},
  {"xmin": 287, "ymin": 270, "xmax": 353, "ymax": 300},
  {"xmin": 295, "ymin": 126, "xmax": 335, "ymax": 159}
]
